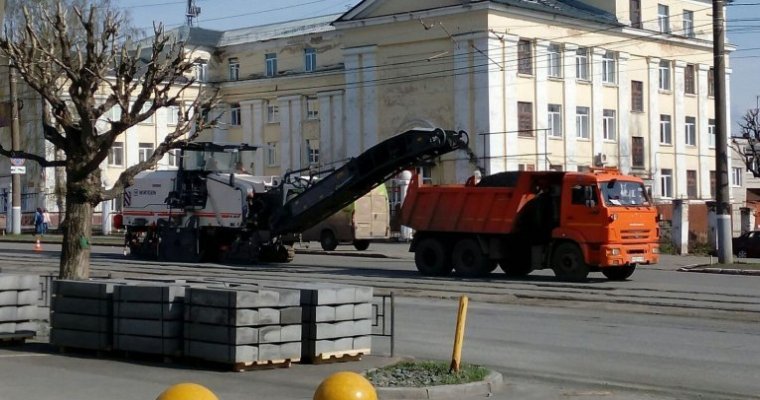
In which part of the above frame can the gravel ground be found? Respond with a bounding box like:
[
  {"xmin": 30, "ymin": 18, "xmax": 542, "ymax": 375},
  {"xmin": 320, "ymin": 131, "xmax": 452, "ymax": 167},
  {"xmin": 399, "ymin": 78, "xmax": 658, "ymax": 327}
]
[{"xmin": 366, "ymin": 360, "xmax": 489, "ymax": 388}]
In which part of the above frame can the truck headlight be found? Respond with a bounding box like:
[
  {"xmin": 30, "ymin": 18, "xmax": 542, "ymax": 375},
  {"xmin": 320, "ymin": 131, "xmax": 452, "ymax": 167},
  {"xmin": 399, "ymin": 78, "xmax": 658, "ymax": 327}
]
[
  {"xmin": 652, "ymin": 246, "xmax": 659, "ymax": 254},
  {"xmin": 609, "ymin": 248, "xmax": 621, "ymax": 256}
]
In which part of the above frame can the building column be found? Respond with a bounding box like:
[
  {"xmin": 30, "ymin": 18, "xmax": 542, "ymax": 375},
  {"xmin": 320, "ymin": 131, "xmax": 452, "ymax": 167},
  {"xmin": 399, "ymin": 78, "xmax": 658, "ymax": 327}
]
[
  {"xmin": 673, "ymin": 61, "xmax": 687, "ymax": 198},
  {"xmin": 503, "ymin": 35, "xmax": 519, "ymax": 172},
  {"xmin": 671, "ymin": 199, "xmax": 689, "ymax": 255},
  {"xmin": 591, "ymin": 48, "xmax": 606, "ymax": 163},
  {"xmin": 562, "ymin": 43, "xmax": 578, "ymax": 171},
  {"xmin": 697, "ymin": 64, "xmax": 711, "ymax": 199},
  {"xmin": 617, "ymin": 52, "xmax": 631, "ymax": 174},
  {"xmin": 475, "ymin": 33, "xmax": 506, "ymax": 174},
  {"xmin": 647, "ymin": 57, "xmax": 661, "ymax": 198},
  {"xmin": 279, "ymin": 96, "xmax": 302, "ymax": 172},
  {"xmin": 241, "ymin": 99, "xmax": 264, "ymax": 175},
  {"xmin": 317, "ymin": 90, "xmax": 345, "ymax": 167},
  {"xmin": 725, "ymin": 68, "xmax": 733, "ymax": 201},
  {"xmin": 453, "ymin": 34, "xmax": 474, "ymax": 180},
  {"xmin": 535, "ymin": 40, "xmax": 549, "ymax": 171},
  {"xmin": 343, "ymin": 45, "xmax": 378, "ymax": 157},
  {"xmin": 212, "ymin": 104, "xmax": 229, "ymax": 143}
]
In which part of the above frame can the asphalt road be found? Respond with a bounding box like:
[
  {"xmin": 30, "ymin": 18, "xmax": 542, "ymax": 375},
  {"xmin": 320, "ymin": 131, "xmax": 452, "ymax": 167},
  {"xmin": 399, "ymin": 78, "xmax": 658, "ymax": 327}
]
[{"xmin": 0, "ymin": 241, "xmax": 757, "ymax": 399}]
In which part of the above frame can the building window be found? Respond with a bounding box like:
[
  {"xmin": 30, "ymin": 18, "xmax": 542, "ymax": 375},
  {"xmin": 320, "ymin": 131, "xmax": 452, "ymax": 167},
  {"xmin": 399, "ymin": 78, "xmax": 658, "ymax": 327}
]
[
  {"xmin": 575, "ymin": 47, "xmax": 589, "ymax": 80},
  {"xmin": 632, "ymin": 136, "xmax": 645, "ymax": 168},
  {"xmin": 710, "ymin": 170, "xmax": 716, "ymax": 198},
  {"xmin": 518, "ymin": 164, "xmax": 535, "ymax": 171},
  {"xmin": 659, "ymin": 60, "xmax": 671, "ymax": 90},
  {"xmin": 549, "ymin": 164, "xmax": 563, "ymax": 171},
  {"xmin": 267, "ymin": 103, "xmax": 279, "ymax": 123},
  {"xmin": 732, "ymin": 167, "xmax": 743, "ymax": 187},
  {"xmin": 661, "ymin": 168, "xmax": 673, "ymax": 198},
  {"xmin": 229, "ymin": 57, "xmax": 240, "ymax": 81},
  {"xmin": 108, "ymin": 141, "xmax": 124, "ymax": 166},
  {"xmin": 548, "ymin": 104, "xmax": 562, "ymax": 138},
  {"xmin": 547, "ymin": 44, "xmax": 561, "ymax": 78},
  {"xmin": 685, "ymin": 116, "xmax": 696, "ymax": 146},
  {"xmin": 683, "ymin": 10, "xmax": 695, "ymax": 38},
  {"xmin": 230, "ymin": 103, "xmax": 241, "ymax": 126},
  {"xmin": 630, "ymin": 0, "xmax": 642, "ymax": 28},
  {"xmin": 685, "ymin": 64, "xmax": 696, "ymax": 94},
  {"xmin": 632, "ymin": 80, "xmax": 644, "ymax": 112},
  {"xmin": 306, "ymin": 139, "xmax": 319, "ymax": 165},
  {"xmin": 602, "ymin": 51, "xmax": 616, "ymax": 84},
  {"xmin": 138, "ymin": 143, "xmax": 154, "ymax": 163},
  {"xmin": 708, "ymin": 68, "xmax": 715, "ymax": 97},
  {"xmin": 305, "ymin": 48, "xmax": 317, "ymax": 73},
  {"xmin": 660, "ymin": 114, "xmax": 672, "ymax": 144},
  {"xmin": 267, "ymin": 142, "xmax": 278, "ymax": 166},
  {"xmin": 576, "ymin": 107, "xmax": 590, "ymax": 139},
  {"xmin": 194, "ymin": 61, "xmax": 207, "ymax": 82},
  {"xmin": 603, "ymin": 110, "xmax": 616, "ymax": 141},
  {"xmin": 658, "ymin": 4, "xmax": 670, "ymax": 34},
  {"xmin": 518, "ymin": 39, "xmax": 533, "ymax": 75},
  {"xmin": 265, "ymin": 53, "xmax": 277, "ymax": 77},
  {"xmin": 687, "ymin": 170, "xmax": 698, "ymax": 198},
  {"xmin": 708, "ymin": 119, "xmax": 716, "ymax": 148},
  {"xmin": 167, "ymin": 149, "xmax": 180, "ymax": 167},
  {"xmin": 135, "ymin": 101, "xmax": 154, "ymax": 124},
  {"xmin": 166, "ymin": 105, "xmax": 179, "ymax": 126},
  {"xmin": 306, "ymin": 97, "xmax": 319, "ymax": 120},
  {"xmin": 105, "ymin": 105, "xmax": 121, "ymax": 122},
  {"xmin": 518, "ymin": 101, "xmax": 533, "ymax": 137}
]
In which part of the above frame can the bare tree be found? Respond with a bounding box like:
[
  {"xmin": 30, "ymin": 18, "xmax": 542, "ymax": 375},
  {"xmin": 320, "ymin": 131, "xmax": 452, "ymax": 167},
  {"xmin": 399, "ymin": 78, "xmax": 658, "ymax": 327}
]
[
  {"xmin": 734, "ymin": 108, "xmax": 760, "ymax": 177},
  {"xmin": 0, "ymin": 1, "xmax": 215, "ymax": 279}
]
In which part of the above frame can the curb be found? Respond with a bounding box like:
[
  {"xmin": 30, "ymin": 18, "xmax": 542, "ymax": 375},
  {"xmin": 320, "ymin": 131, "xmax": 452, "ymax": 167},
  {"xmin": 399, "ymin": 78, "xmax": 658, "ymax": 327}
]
[
  {"xmin": 294, "ymin": 249, "xmax": 392, "ymax": 259},
  {"xmin": 678, "ymin": 266, "xmax": 760, "ymax": 275},
  {"xmin": 374, "ymin": 370, "xmax": 503, "ymax": 399}
]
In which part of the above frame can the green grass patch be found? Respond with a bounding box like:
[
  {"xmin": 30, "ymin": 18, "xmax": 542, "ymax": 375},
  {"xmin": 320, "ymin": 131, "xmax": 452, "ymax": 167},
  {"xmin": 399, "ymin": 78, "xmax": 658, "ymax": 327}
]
[{"xmin": 366, "ymin": 360, "xmax": 489, "ymax": 387}]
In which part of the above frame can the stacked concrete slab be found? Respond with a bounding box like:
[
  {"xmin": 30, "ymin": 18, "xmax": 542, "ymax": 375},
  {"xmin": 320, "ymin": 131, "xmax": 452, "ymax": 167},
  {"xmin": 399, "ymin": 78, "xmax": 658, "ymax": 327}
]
[
  {"xmin": 183, "ymin": 286, "xmax": 303, "ymax": 367},
  {"xmin": 113, "ymin": 284, "xmax": 185, "ymax": 357},
  {"xmin": 0, "ymin": 274, "xmax": 39, "ymax": 339},
  {"xmin": 50, "ymin": 280, "xmax": 121, "ymax": 351},
  {"xmin": 264, "ymin": 282, "xmax": 373, "ymax": 362}
]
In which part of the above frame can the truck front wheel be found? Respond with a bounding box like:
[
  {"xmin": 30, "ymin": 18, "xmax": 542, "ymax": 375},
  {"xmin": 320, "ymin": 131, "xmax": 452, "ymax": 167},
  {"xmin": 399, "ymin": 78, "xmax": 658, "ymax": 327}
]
[
  {"xmin": 601, "ymin": 265, "xmax": 636, "ymax": 281},
  {"xmin": 320, "ymin": 230, "xmax": 338, "ymax": 251},
  {"xmin": 414, "ymin": 238, "xmax": 452, "ymax": 276},
  {"xmin": 452, "ymin": 238, "xmax": 493, "ymax": 278},
  {"xmin": 551, "ymin": 243, "xmax": 590, "ymax": 282},
  {"xmin": 353, "ymin": 240, "xmax": 370, "ymax": 251}
]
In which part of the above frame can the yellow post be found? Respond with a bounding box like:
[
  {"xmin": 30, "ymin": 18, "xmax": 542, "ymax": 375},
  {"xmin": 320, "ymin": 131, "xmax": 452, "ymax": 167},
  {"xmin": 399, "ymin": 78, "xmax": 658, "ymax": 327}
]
[{"xmin": 449, "ymin": 295, "xmax": 469, "ymax": 373}]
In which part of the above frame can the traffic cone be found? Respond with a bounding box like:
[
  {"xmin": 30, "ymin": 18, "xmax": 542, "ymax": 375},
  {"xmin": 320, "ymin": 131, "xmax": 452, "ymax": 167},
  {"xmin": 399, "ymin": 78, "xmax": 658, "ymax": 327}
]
[{"xmin": 34, "ymin": 237, "xmax": 42, "ymax": 252}]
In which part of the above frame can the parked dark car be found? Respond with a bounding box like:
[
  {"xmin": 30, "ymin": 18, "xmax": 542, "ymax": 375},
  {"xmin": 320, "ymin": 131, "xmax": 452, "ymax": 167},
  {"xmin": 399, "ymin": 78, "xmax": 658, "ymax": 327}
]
[{"xmin": 732, "ymin": 231, "xmax": 760, "ymax": 258}]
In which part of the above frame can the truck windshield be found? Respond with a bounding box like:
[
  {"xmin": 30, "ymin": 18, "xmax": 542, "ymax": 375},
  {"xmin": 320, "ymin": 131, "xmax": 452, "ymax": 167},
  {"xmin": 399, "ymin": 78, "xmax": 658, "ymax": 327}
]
[
  {"xmin": 599, "ymin": 180, "xmax": 650, "ymax": 206},
  {"xmin": 182, "ymin": 150, "xmax": 252, "ymax": 173}
]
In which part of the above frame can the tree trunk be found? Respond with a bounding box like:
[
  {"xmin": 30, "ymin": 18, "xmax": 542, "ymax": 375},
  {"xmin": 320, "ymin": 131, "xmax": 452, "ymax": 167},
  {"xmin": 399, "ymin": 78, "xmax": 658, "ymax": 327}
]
[{"xmin": 58, "ymin": 189, "xmax": 93, "ymax": 280}]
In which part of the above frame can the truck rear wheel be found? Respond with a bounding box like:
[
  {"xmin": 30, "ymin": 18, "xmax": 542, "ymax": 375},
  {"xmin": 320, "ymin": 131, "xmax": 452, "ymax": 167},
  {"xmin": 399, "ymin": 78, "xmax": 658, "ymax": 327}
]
[
  {"xmin": 414, "ymin": 238, "xmax": 452, "ymax": 276},
  {"xmin": 452, "ymin": 238, "xmax": 493, "ymax": 277},
  {"xmin": 601, "ymin": 265, "xmax": 636, "ymax": 281},
  {"xmin": 551, "ymin": 242, "xmax": 590, "ymax": 282},
  {"xmin": 320, "ymin": 230, "xmax": 338, "ymax": 251},
  {"xmin": 353, "ymin": 240, "xmax": 370, "ymax": 251}
]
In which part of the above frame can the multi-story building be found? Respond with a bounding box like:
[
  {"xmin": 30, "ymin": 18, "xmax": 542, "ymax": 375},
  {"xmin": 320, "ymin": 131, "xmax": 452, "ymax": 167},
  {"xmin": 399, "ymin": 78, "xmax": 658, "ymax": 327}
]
[{"xmin": 0, "ymin": 0, "xmax": 738, "ymax": 235}]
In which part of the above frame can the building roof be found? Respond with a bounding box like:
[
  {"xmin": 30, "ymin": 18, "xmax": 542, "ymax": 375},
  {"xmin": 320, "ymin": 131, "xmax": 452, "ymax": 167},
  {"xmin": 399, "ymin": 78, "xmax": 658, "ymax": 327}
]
[
  {"xmin": 336, "ymin": 0, "xmax": 619, "ymax": 25},
  {"xmin": 218, "ymin": 14, "xmax": 341, "ymax": 47}
]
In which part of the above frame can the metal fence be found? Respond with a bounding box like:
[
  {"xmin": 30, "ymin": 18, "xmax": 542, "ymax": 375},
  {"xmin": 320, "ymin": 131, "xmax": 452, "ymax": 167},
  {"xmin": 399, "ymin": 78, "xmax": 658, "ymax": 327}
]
[{"xmin": 371, "ymin": 292, "xmax": 396, "ymax": 357}]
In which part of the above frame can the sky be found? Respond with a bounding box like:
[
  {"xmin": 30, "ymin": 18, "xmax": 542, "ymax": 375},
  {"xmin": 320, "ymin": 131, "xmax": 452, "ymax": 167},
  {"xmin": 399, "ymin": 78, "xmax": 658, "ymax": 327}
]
[{"xmin": 124, "ymin": 0, "xmax": 760, "ymax": 133}]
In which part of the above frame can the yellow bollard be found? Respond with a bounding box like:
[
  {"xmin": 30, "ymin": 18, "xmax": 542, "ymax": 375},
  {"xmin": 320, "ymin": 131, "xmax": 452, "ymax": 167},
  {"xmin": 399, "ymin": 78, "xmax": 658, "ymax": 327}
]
[
  {"xmin": 156, "ymin": 383, "xmax": 219, "ymax": 400},
  {"xmin": 313, "ymin": 371, "xmax": 377, "ymax": 400},
  {"xmin": 449, "ymin": 295, "xmax": 469, "ymax": 373}
]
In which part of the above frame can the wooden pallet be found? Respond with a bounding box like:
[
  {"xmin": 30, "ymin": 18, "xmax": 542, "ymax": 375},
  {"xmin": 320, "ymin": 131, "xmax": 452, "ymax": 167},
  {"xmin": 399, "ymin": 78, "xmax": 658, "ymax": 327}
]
[
  {"xmin": 304, "ymin": 348, "xmax": 370, "ymax": 364},
  {"xmin": 231, "ymin": 358, "xmax": 297, "ymax": 372},
  {"xmin": 0, "ymin": 332, "xmax": 33, "ymax": 346}
]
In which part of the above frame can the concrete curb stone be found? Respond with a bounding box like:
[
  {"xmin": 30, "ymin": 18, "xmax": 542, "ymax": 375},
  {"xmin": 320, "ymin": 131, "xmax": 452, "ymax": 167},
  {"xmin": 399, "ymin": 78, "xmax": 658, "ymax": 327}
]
[{"xmin": 373, "ymin": 370, "xmax": 503, "ymax": 399}]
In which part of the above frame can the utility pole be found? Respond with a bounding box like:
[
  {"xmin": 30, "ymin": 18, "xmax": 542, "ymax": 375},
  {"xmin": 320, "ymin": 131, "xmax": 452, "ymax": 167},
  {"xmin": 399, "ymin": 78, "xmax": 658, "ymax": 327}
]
[
  {"xmin": 713, "ymin": 0, "xmax": 732, "ymax": 263},
  {"xmin": 9, "ymin": 64, "xmax": 21, "ymax": 235}
]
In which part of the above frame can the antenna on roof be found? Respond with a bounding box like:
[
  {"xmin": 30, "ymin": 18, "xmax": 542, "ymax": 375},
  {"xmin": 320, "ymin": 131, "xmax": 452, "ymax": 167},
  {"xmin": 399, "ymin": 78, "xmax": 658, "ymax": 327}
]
[{"xmin": 186, "ymin": 0, "xmax": 201, "ymax": 27}]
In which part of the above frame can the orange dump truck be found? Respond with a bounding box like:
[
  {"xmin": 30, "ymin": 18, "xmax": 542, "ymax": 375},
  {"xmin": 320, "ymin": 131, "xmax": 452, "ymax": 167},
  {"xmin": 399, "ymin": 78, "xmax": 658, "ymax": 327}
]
[{"xmin": 399, "ymin": 168, "xmax": 660, "ymax": 281}]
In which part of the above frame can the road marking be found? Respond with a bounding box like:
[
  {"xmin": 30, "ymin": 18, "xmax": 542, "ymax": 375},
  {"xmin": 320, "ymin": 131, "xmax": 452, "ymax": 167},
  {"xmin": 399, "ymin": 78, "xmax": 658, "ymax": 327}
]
[{"xmin": 0, "ymin": 354, "xmax": 51, "ymax": 358}]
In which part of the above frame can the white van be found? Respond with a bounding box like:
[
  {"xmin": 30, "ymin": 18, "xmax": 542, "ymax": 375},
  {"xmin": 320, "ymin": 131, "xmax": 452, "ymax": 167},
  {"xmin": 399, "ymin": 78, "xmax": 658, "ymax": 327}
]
[{"xmin": 301, "ymin": 185, "xmax": 390, "ymax": 250}]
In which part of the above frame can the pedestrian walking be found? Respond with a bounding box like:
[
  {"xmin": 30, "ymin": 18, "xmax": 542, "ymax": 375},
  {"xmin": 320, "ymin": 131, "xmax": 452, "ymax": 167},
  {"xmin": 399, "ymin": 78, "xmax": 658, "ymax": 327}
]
[
  {"xmin": 42, "ymin": 209, "xmax": 51, "ymax": 234},
  {"xmin": 34, "ymin": 208, "xmax": 44, "ymax": 235}
]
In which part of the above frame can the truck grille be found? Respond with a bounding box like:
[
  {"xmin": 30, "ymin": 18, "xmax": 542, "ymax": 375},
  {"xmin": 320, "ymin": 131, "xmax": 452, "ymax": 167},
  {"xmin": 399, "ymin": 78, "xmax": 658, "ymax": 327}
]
[{"xmin": 621, "ymin": 229, "xmax": 651, "ymax": 240}]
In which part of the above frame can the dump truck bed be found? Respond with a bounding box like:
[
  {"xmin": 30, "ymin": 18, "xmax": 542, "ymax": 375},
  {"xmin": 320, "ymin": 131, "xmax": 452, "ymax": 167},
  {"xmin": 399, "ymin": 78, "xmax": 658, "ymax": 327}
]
[{"xmin": 399, "ymin": 174, "xmax": 536, "ymax": 234}]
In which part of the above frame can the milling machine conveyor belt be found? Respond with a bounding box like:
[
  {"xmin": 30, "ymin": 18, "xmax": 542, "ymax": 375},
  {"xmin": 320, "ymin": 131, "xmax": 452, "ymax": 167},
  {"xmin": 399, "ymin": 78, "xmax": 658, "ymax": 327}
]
[{"xmin": 269, "ymin": 128, "xmax": 468, "ymax": 236}]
